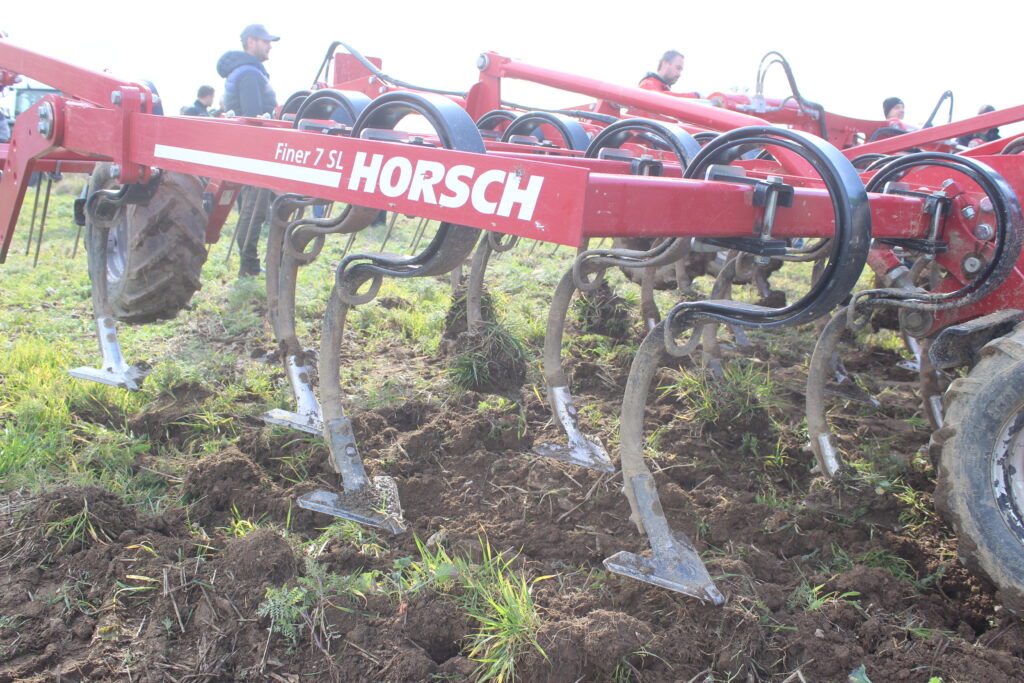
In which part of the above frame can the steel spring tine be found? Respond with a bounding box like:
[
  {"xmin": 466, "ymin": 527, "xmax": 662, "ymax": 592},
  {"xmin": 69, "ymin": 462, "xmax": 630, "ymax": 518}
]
[
  {"xmin": 639, "ymin": 263, "xmax": 661, "ymax": 330},
  {"xmin": 487, "ymin": 231, "xmax": 519, "ymax": 253},
  {"xmin": 700, "ymin": 256, "xmax": 740, "ymax": 365},
  {"xmin": 284, "ymin": 211, "xmax": 342, "ymax": 264},
  {"xmin": 527, "ymin": 239, "xmax": 541, "ymax": 256},
  {"xmin": 284, "ymin": 228, "xmax": 326, "ymax": 264},
  {"xmin": 571, "ymin": 239, "xmax": 688, "ymax": 293},
  {"xmin": 805, "ymin": 307, "xmax": 856, "ymax": 477},
  {"xmin": 778, "ymin": 238, "xmax": 832, "ymax": 262},
  {"xmin": 465, "ymin": 234, "xmax": 492, "ymax": 334},
  {"xmin": 614, "ymin": 319, "xmax": 723, "ymax": 604},
  {"xmin": 407, "ymin": 217, "xmax": 428, "ymax": 255},
  {"xmin": 266, "ymin": 195, "xmax": 310, "ymax": 329},
  {"xmin": 24, "ymin": 177, "xmax": 42, "ymax": 256},
  {"xmin": 70, "ymin": 164, "xmax": 84, "ymax": 259},
  {"xmin": 578, "ymin": 237, "xmax": 688, "ymax": 270},
  {"xmin": 341, "ymin": 231, "xmax": 358, "ymax": 259},
  {"xmin": 530, "ymin": 265, "xmax": 614, "ymax": 471},
  {"xmin": 72, "ymin": 223, "xmax": 84, "ymax": 259},
  {"xmin": 377, "ymin": 212, "xmax": 397, "ymax": 252},
  {"xmin": 33, "ymin": 174, "xmax": 55, "ymax": 267}
]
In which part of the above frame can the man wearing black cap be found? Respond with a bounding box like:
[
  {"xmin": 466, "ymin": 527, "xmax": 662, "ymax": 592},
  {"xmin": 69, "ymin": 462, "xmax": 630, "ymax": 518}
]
[
  {"xmin": 217, "ymin": 24, "xmax": 280, "ymax": 277},
  {"xmin": 882, "ymin": 96, "xmax": 915, "ymax": 132}
]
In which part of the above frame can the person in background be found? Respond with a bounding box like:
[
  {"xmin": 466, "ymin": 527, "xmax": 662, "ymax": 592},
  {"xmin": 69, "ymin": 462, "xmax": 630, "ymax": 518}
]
[
  {"xmin": 639, "ymin": 50, "xmax": 685, "ymax": 92},
  {"xmin": 883, "ymin": 97, "xmax": 917, "ymax": 132},
  {"xmin": 217, "ymin": 24, "xmax": 280, "ymax": 278},
  {"xmin": 180, "ymin": 85, "xmax": 215, "ymax": 116},
  {"xmin": 957, "ymin": 104, "xmax": 1000, "ymax": 148}
]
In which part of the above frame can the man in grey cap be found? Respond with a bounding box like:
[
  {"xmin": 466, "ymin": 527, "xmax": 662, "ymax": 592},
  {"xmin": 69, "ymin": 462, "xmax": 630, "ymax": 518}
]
[{"xmin": 217, "ymin": 24, "xmax": 280, "ymax": 277}]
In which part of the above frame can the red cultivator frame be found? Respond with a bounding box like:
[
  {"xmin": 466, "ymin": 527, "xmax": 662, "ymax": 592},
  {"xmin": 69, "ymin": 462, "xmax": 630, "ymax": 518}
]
[{"xmin": 3, "ymin": 37, "xmax": 1024, "ymax": 611}]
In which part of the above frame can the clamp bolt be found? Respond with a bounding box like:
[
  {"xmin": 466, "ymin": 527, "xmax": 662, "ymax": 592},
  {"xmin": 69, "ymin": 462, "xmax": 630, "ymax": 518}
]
[
  {"xmin": 37, "ymin": 102, "xmax": 54, "ymax": 139},
  {"xmin": 979, "ymin": 196, "xmax": 994, "ymax": 213},
  {"xmin": 963, "ymin": 255, "xmax": 983, "ymax": 275},
  {"xmin": 960, "ymin": 205, "xmax": 976, "ymax": 220},
  {"xmin": 974, "ymin": 223, "xmax": 994, "ymax": 241}
]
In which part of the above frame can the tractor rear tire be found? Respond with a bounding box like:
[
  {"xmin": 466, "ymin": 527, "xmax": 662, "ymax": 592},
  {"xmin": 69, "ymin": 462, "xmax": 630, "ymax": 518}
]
[
  {"xmin": 86, "ymin": 164, "xmax": 207, "ymax": 324},
  {"xmin": 932, "ymin": 321, "xmax": 1024, "ymax": 615}
]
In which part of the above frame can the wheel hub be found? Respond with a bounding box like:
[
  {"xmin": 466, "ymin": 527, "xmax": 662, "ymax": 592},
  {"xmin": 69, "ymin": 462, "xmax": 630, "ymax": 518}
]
[{"xmin": 993, "ymin": 407, "xmax": 1024, "ymax": 539}]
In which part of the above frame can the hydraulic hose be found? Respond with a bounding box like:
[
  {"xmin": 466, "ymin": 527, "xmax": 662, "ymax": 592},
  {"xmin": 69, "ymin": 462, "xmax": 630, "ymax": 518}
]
[{"xmin": 756, "ymin": 51, "xmax": 828, "ymax": 139}]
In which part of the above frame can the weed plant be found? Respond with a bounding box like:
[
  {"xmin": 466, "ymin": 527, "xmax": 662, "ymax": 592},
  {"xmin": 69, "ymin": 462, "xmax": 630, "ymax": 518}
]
[
  {"xmin": 43, "ymin": 497, "xmax": 112, "ymax": 554},
  {"xmin": 258, "ymin": 536, "xmax": 546, "ymax": 679},
  {"xmin": 448, "ymin": 321, "xmax": 531, "ymax": 393}
]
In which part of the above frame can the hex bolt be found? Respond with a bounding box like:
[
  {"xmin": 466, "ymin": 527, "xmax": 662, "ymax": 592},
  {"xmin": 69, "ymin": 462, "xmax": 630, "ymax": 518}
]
[
  {"xmin": 974, "ymin": 223, "xmax": 995, "ymax": 241},
  {"xmin": 963, "ymin": 256, "xmax": 983, "ymax": 275},
  {"xmin": 477, "ymin": 53, "xmax": 490, "ymax": 70},
  {"xmin": 111, "ymin": 91, "xmax": 122, "ymax": 105},
  {"xmin": 36, "ymin": 102, "xmax": 54, "ymax": 139},
  {"xmin": 979, "ymin": 196, "xmax": 994, "ymax": 213},
  {"xmin": 961, "ymin": 205, "xmax": 976, "ymax": 220}
]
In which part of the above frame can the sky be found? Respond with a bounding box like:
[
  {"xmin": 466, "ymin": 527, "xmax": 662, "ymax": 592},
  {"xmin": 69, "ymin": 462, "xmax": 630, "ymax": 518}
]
[{"xmin": 2, "ymin": 0, "xmax": 1020, "ymax": 133}]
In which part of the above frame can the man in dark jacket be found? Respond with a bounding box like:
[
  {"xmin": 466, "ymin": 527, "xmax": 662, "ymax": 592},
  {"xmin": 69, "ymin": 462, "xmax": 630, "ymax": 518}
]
[
  {"xmin": 217, "ymin": 24, "xmax": 280, "ymax": 277},
  {"xmin": 957, "ymin": 104, "xmax": 1000, "ymax": 148},
  {"xmin": 181, "ymin": 85, "xmax": 215, "ymax": 116}
]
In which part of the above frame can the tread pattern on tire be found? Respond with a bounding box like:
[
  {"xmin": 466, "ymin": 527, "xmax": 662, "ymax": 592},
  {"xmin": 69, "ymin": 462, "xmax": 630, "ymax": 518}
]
[
  {"xmin": 932, "ymin": 322, "xmax": 1024, "ymax": 614},
  {"xmin": 87, "ymin": 167, "xmax": 208, "ymax": 324}
]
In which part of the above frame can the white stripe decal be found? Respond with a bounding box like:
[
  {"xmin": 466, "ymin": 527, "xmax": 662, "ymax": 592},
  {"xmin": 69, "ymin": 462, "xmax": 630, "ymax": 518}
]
[{"xmin": 153, "ymin": 144, "xmax": 341, "ymax": 188}]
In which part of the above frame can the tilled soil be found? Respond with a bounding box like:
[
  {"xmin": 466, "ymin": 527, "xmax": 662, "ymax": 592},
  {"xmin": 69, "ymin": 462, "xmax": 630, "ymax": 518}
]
[{"xmin": 2, "ymin": 321, "xmax": 1023, "ymax": 682}]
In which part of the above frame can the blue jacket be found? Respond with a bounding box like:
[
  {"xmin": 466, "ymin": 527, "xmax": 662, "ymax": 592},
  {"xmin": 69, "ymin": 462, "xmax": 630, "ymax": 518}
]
[{"xmin": 216, "ymin": 51, "xmax": 277, "ymax": 117}]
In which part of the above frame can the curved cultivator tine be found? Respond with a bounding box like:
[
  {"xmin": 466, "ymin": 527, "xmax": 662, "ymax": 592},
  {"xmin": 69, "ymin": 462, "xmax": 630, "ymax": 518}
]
[
  {"xmin": 263, "ymin": 194, "xmax": 378, "ymax": 434},
  {"xmin": 534, "ymin": 268, "xmax": 614, "ymax": 471}
]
